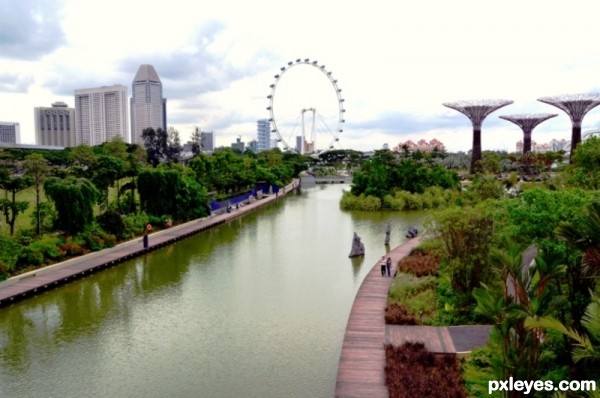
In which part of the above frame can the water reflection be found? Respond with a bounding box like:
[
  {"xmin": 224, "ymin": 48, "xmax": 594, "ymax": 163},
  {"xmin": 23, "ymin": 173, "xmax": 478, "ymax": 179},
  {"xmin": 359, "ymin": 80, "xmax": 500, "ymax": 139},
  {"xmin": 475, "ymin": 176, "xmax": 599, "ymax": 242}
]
[{"xmin": 0, "ymin": 184, "xmax": 426, "ymax": 398}]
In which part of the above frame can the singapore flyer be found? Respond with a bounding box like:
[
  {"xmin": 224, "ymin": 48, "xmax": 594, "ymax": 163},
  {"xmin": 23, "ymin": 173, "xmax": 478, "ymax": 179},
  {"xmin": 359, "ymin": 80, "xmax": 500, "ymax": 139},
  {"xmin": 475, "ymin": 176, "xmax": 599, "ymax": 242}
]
[{"xmin": 267, "ymin": 58, "xmax": 345, "ymax": 155}]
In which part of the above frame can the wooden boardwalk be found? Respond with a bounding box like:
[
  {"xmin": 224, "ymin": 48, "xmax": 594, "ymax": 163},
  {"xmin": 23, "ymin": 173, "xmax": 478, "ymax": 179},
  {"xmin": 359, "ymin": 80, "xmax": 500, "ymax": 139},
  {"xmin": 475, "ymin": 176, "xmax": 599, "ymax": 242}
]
[
  {"xmin": 335, "ymin": 238, "xmax": 492, "ymax": 397},
  {"xmin": 335, "ymin": 238, "xmax": 421, "ymax": 398},
  {"xmin": 0, "ymin": 182, "xmax": 297, "ymax": 308}
]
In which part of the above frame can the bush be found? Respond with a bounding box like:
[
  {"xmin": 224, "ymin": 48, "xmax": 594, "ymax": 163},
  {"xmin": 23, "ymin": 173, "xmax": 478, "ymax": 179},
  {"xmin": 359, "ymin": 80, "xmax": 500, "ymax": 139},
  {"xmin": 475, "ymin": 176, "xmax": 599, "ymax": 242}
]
[
  {"xmin": 385, "ymin": 342, "xmax": 466, "ymax": 398},
  {"xmin": 385, "ymin": 303, "xmax": 418, "ymax": 325},
  {"xmin": 122, "ymin": 212, "xmax": 150, "ymax": 239},
  {"xmin": 15, "ymin": 246, "xmax": 44, "ymax": 270},
  {"xmin": 96, "ymin": 210, "xmax": 125, "ymax": 239},
  {"xmin": 397, "ymin": 253, "xmax": 439, "ymax": 277},
  {"xmin": 339, "ymin": 191, "xmax": 382, "ymax": 211}
]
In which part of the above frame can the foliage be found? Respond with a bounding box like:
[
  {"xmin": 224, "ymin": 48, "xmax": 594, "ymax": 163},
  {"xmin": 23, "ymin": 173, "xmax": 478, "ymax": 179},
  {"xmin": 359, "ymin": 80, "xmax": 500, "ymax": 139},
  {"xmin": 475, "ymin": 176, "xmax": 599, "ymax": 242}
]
[
  {"xmin": 142, "ymin": 127, "xmax": 169, "ymax": 167},
  {"xmin": 504, "ymin": 188, "xmax": 591, "ymax": 252},
  {"xmin": 397, "ymin": 252, "xmax": 439, "ymax": 277},
  {"xmin": 0, "ymin": 235, "xmax": 21, "ymax": 277},
  {"xmin": 385, "ymin": 342, "xmax": 466, "ymax": 398},
  {"xmin": 427, "ymin": 205, "xmax": 497, "ymax": 304},
  {"xmin": 462, "ymin": 175, "xmax": 506, "ymax": 204},
  {"xmin": 137, "ymin": 166, "xmax": 209, "ymax": 221},
  {"xmin": 473, "ymin": 242, "xmax": 567, "ymax": 387},
  {"xmin": 96, "ymin": 210, "xmax": 126, "ymax": 240},
  {"xmin": 44, "ymin": 176, "xmax": 100, "ymax": 235},
  {"xmin": 462, "ymin": 348, "xmax": 503, "ymax": 398},
  {"xmin": 0, "ymin": 170, "xmax": 33, "ymax": 236},
  {"xmin": 385, "ymin": 303, "xmax": 418, "ymax": 325},
  {"xmin": 388, "ymin": 273, "xmax": 437, "ymax": 323},
  {"xmin": 566, "ymin": 136, "xmax": 600, "ymax": 189},
  {"xmin": 339, "ymin": 191, "xmax": 381, "ymax": 211},
  {"xmin": 350, "ymin": 150, "xmax": 460, "ymax": 199},
  {"xmin": 23, "ymin": 153, "xmax": 50, "ymax": 236},
  {"xmin": 121, "ymin": 212, "xmax": 150, "ymax": 239}
]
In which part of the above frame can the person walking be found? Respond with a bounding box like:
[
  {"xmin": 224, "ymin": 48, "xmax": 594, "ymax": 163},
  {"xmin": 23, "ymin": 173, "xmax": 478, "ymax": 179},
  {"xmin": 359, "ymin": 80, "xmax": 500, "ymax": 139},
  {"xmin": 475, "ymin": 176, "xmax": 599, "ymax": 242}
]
[
  {"xmin": 380, "ymin": 256, "xmax": 386, "ymax": 276},
  {"xmin": 386, "ymin": 257, "xmax": 392, "ymax": 277}
]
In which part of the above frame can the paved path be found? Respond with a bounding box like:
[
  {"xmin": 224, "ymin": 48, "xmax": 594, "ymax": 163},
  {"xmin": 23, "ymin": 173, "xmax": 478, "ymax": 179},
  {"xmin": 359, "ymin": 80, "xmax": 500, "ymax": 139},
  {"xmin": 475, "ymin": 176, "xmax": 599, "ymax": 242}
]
[
  {"xmin": 335, "ymin": 238, "xmax": 421, "ymax": 398},
  {"xmin": 385, "ymin": 325, "xmax": 491, "ymax": 355},
  {"xmin": 0, "ymin": 181, "xmax": 298, "ymax": 308}
]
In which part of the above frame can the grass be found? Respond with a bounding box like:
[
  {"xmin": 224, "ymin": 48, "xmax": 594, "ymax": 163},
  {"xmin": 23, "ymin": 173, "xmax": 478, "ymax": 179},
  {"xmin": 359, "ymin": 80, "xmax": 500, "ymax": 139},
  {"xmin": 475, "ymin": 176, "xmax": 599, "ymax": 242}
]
[
  {"xmin": 0, "ymin": 177, "xmax": 137, "ymax": 237},
  {"xmin": 387, "ymin": 272, "xmax": 437, "ymax": 324}
]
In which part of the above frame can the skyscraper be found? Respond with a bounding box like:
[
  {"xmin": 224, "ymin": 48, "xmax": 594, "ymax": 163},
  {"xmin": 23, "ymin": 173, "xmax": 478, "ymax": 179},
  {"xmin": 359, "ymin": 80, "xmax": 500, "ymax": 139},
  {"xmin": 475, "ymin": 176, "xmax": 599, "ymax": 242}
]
[
  {"xmin": 201, "ymin": 131, "xmax": 214, "ymax": 152},
  {"xmin": 0, "ymin": 122, "xmax": 20, "ymax": 144},
  {"xmin": 257, "ymin": 119, "xmax": 271, "ymax": 152},
  {"xmin": 74, "ymin": 85, "xmax": 129, "ymax": 146},
  {"xmin": 34, "ymin": 101, "xmax": 76, "ymax": 147},
  {"xmin": 131, "ymin": 64, "xmax": 166, "ymax": 145}
]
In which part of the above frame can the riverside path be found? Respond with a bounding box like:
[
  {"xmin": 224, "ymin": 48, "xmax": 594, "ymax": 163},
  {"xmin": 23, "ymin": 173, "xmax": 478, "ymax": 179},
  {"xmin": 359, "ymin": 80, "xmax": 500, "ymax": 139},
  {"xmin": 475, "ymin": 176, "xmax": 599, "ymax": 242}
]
[{"xmin": 0, "ymin": 181, "xmax": 297, "ymax": 308}]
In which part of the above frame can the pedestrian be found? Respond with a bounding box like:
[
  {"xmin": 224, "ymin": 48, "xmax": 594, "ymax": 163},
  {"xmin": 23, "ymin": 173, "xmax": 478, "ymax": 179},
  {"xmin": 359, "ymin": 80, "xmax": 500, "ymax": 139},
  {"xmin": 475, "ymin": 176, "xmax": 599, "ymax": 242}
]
[
  {"xmin": 386, "ymin": 257, "xmax": 392, "ymax": 277},
  {"xmin": 380, "ymin": 256, "xmax": 386, "ymax": 276}
]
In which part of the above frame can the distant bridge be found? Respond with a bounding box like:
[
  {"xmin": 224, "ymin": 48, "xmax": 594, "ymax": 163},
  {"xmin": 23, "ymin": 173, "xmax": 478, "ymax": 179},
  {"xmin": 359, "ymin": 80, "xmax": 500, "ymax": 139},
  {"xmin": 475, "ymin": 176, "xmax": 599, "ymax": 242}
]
[{"xmin": 315, "ymin": 176, "xmax": 352, "ymax": 184}]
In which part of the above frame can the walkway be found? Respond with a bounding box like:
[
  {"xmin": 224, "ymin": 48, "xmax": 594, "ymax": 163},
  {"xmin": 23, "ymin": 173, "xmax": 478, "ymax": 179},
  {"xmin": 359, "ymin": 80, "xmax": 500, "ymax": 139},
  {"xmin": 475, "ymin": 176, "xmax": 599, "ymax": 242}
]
[
  {"xmin": 335, "ymin": 238, "xmax": 421, "ymax": 398},
  {"xmin": 334, "ymin": 238, "xmax": 491, "ymax": 397},
  {"xmin": 385, "ymin": 325, "xmax": 491, "ymax": 356},
  {"xmin": 0, "ymin": 181, "xmax": 298, "ymax": 308}
]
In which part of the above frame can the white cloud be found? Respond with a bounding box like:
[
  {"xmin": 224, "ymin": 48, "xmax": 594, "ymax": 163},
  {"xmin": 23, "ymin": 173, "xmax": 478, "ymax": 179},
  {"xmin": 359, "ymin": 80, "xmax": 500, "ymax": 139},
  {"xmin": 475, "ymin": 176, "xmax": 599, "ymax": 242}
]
[{"xmin": 2, "ymin": 0, "xmax": 600, "ymax": 153}]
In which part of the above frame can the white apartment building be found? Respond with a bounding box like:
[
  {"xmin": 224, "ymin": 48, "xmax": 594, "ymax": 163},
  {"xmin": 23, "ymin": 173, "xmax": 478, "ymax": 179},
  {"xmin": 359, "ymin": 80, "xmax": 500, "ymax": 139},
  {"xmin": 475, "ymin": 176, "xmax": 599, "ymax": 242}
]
[
  {"xmin": 74, "ymin": 85, "xmax": 129, "ymax": 145},
  {"xmin": 257, "ymin": 119, "xmax": 271, "ymax": 151},
  {"xmin": 0, "ymin": 122, "xmax": 20, "ymax": 144},
  {"xmin": 34, "ymin": 102, "xmax": 76, "ymax": 147}
]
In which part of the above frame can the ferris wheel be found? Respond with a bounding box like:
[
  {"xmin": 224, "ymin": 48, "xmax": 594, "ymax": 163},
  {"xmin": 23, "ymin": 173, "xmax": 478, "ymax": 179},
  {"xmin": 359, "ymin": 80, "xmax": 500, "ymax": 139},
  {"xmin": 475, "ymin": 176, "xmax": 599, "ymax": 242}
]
[{"xmin": 267, "ymin": 58, "xmax": 345, "ymax": 154}]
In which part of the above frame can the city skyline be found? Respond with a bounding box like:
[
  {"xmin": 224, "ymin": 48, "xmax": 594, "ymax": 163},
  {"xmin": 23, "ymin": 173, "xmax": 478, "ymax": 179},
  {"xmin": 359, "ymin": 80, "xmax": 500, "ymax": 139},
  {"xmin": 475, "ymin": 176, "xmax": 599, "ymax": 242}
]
[{"xmin": 3, "ymin": 0, "xmax": 600, "ymax": 152}]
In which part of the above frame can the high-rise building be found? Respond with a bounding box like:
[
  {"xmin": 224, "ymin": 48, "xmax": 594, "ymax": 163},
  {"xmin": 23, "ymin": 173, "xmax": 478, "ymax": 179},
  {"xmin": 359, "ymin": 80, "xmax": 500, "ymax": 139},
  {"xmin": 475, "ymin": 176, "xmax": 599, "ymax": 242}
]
[
  {"xmin": 0, "ymin": 122, "xmax": 20, "ymax": 144},
  {"xmin": 257, "ymin": 119, "xmax": 271, "ymax": 152},
  {"xmin": 34, "ymin": 102, "xmax": 76, "ymax": 147},
  {"xmin": 131, "ymin": 64, "xmax": 166, "ymax": 145},
  {"xmin": 201, "ymin": 131, "xmax": 214, "ymax": 152},
  {"xmin": 74, "ymin": 85, "xmax": 129, "ymax": 146}
]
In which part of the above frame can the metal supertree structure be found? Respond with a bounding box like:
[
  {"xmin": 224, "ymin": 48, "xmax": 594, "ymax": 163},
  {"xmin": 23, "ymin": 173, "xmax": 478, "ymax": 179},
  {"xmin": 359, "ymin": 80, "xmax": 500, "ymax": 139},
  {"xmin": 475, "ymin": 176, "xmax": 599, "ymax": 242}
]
[
  {"xmin": 443, "ymin": 99, "xmax": 513, "ymax": 174},
  {"xmin": 498, "ymin": 113, "xmax": 557, "ymax": 154},
  {"xmin": 538, "ymin": 93, "xmax": 600, "ymax": 160}
]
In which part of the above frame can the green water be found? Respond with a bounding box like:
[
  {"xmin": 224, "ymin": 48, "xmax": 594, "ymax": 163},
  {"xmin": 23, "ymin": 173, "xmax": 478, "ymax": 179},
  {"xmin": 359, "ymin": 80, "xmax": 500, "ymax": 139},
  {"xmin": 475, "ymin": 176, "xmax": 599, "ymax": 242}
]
[{"xmin": 0, "ymin": 184, "xmax": 425, "ymax": 398}]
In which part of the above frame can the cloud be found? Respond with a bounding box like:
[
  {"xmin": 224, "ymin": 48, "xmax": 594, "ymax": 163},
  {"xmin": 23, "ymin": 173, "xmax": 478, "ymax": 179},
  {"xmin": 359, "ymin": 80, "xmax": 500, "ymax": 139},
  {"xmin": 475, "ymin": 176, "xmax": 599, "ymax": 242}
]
[
  {"xmin": 0, "ymin": 72, "xmax": 34, "ymax": 93},
  {"xmin": 0, "ymin": 0, "xmax": 66, "ymax": 60}
]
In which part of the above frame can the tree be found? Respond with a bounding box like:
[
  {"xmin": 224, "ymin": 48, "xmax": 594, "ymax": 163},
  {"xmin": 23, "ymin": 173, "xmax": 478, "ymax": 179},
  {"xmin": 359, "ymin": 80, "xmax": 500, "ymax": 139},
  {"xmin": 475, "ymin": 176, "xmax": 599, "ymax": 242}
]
[
  {"xmin": 91, "ymin": 155, "xmax": 125, "ymax": 209},
  {"xmin": 142, "ymin": 127, "xmax": 168, "ymax": 167},
  {"xmin": 166, "ymin": 126, "xmax": 182, "ymax": 162},
  {"xmin": 67, "ymin": 145, "xmax": 97, "ymax": 177},
  {"xmin": 23, "ymin": 153, "xmax": 50, "ymax": 236},
  {"xmin": 0, "ymin": 169, "xmax": 32, "ymax": 236},
  {"xmin": 137, "ymin": 166, "xmax": 209, "ymax": 221},
  {"xmin": 44, "ymin": 177, "xmax": 100, "ymax": 235},
  {"xmin": 190, "ymin": 126, "xmax": 202, "ymax": 156},
  {"xmin": 567, "ymin": 136, "xmax": 600, "ymax": 189},
  {"xmin": 474, "ymin": 244, "xmax": 566, "ymax": 387}
]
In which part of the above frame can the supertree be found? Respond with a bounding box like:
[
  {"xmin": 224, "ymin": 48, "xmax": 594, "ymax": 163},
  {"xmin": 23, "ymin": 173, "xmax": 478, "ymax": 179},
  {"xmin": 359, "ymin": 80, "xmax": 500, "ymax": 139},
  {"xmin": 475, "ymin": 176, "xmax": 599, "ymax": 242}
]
[
  {"xmin": 498, "ymin": 113, "xmax": 557, "ymax": 154},
  {"xmin": 538, "ymin": 93, "xmax": 600, "ymax": 160},
  {"xmin": 443, "ymin": 99, "xmax": 513, "ymax": 174}
]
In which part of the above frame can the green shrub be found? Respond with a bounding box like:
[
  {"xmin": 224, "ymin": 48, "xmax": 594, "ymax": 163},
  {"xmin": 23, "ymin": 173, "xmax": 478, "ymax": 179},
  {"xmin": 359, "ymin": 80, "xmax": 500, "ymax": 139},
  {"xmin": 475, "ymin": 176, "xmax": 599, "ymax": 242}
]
[
  {"xmin": 122, "ymin": 212, "xmax": 150, "ymax": 239},
  {"xmin": 15, "ymin": 246, "xmax": 44, "ymax": 270},
  {"xmin": 97, "ymin": 210, "xmax": 126, "ymax": 239},
  {"xmin": 339, "ymin": 191, "xmax": 381, "ymax": 211}
]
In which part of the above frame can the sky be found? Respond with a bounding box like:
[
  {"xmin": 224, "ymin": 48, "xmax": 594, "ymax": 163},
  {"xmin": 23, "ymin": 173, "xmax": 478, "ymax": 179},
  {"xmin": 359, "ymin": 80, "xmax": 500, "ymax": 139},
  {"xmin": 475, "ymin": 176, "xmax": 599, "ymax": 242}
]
[{"xmin": 2, "ymin": 0, "xmax": 600, "ymax": 153}]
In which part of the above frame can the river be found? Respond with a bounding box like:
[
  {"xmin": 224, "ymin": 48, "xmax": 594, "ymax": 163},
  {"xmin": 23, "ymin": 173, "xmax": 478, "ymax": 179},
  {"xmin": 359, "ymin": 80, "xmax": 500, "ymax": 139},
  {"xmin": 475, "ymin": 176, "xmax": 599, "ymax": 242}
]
[{"xmin": 0, "ymin": 184, "xmax": 424, "ymax": 398}]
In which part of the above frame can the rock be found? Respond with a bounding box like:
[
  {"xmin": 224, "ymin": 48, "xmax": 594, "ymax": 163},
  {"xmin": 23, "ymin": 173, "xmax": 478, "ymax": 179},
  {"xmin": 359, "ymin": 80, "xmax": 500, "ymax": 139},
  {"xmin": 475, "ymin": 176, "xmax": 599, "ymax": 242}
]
[
  {"xmin": 349, "ymin": 232, "xmax": 365, "ymax": 257},
  {"xmin": 384, "ymin": 221, "xmax": 391, "ymax": 245}
]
